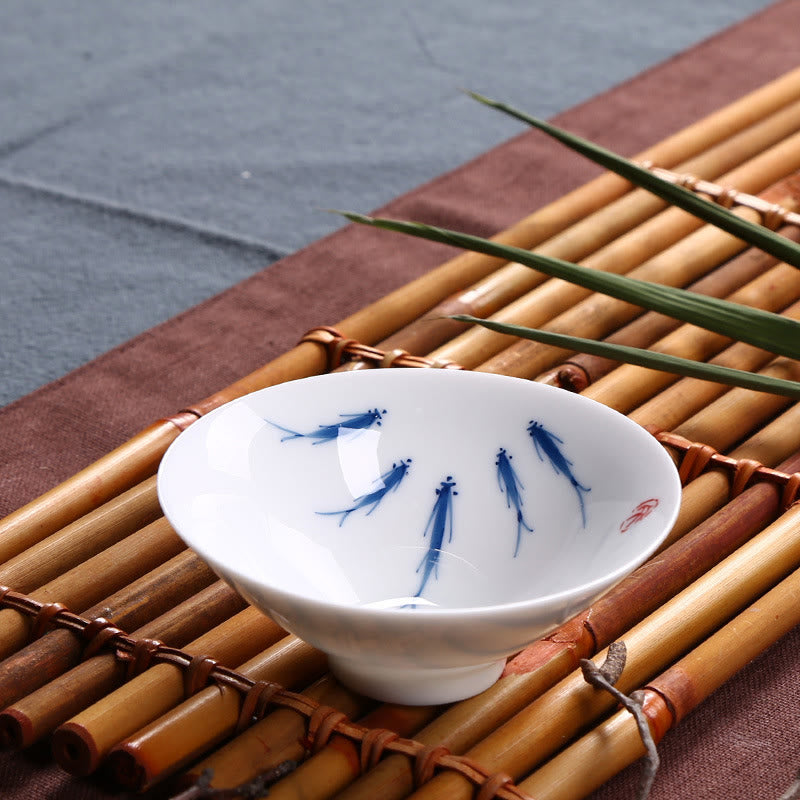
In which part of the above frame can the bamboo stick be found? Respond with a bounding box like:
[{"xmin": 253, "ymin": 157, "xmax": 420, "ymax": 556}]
[
  {"xmin": 0, "ymin": 580, "xmax": 246, "ymax": 749},
  {"xmin": 51, "ymin": 606, "xmax": 285, "ymax": 776},
  {"xmin": 433, "ymin": 141, "xmax": 800, "ymax": 371},
  {"xmin": 520, "ymin": 559, "xmax": 800, "ymax": 800},
  {"xmin": 579, "ymin": 266, "xmax": 800, "ymax": 415},
  {"xmin": 105, "ymin": 635, "xmax": 329, "ymax": 791},
  {"xmin": 5, "ymin": 67, "xmax": 800, "ymax": 556},
  {"xmin": 330, "ymin": 450, "xmax": 800, "ymax": 800},
  {"xmin": 658, "ymin": 400, "xmax": 800, "ymax": 546},
  {"xmin": 174, "ymin": 675, "xmax": 366, "ymax": 792},
  {"xmin": 660, "ymin": 359, "xmax": 800, "ymax": 452},
  {"xmin": 0, "ymin": 517, "xmax": 184, "ymax": 660},
  {"xmin": 262, "ymin": 704, "xmax": 440, "ymax": 800},
  {"xmin": 374, "ymin": 98, "xmax": 800, "ymax": 360},
  {"xmin": 0, "ymin": 475, "xmax": 161, "ymax": 579},
  {"xmin": 406, "ymin": 503, "xmax": 800, "ymax": 800},
  {"xmin": 0, "ymin": 416, "xmax": 187, "ymax": 563},
  {"xmin": 536, "ymin": 228, "xmax": 800, "ymax": 391},
  {"xmin": 0, "ymin": 549, "xmax": 215, "ymax": 710}
]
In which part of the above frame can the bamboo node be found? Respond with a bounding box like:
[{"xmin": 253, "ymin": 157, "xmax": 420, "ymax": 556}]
[
  {"xmin": 555, "ymin": 363, "xmax": 591, "ymax": 393},
  {"xmin": 305, "ymin": 705, "xmax": 348, "ymax": 754},
  {"xmin": 413, "ymin": 744, "xmax": 451, "ymax": 787},
  {"xmin": 359, "ymin": 728, "xmax": 400, "ymax": 771}
]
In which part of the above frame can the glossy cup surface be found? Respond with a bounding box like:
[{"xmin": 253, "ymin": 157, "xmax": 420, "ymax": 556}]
[{"xmin": 158, "ymin": 370, "xmax": 681, "ymax": 703}]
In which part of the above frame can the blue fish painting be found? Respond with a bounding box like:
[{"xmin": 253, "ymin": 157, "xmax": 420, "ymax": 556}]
[
  {"xmin": 495, "ymin": 448, "xmax": 534, "ymax": 556},
  {"xmin": 266, "ymin": 408, "xmax": 386, "ymax": 443},
  {"xmin": 527, "ymin": 421, "xmax": 591, "ymax": 526},
  {"xmin": 414, "ymin": 477, "xmax": 457, "ymax": 599},
  {"xmin": 317, "ymin": 459, "xmax": 412, "ymax": 526}
]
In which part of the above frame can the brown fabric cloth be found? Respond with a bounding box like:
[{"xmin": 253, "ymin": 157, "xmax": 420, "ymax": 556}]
[{"xmin": 2, "ymin": 2, "xmax": 800, "ymax": 798}]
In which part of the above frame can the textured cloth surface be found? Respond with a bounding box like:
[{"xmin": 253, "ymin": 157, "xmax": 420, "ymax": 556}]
[
  {"xmin": 0, "ymin": 0, "xmax": 774, "ymax": 406},
  {"xmin": 2, "ymin": 1, "xmax": 800, "ymax": 799}
]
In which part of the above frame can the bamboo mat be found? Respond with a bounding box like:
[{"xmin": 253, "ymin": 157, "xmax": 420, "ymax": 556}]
[{"xmin": 3, "ymin": 3, "xmax": 800, "ymax": 799}]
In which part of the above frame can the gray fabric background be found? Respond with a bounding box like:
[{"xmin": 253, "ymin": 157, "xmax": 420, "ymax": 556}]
[{"xmin": 0, "ymin": 1, "xmax": 775, "ymax": 407}]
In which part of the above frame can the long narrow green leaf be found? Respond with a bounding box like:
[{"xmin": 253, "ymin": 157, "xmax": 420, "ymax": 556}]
[
  {"xmin": 453, "ymin": 314, "xmax": 800, "ymax": 399},
  {"xmin": 337, "ymin": 211, "xmax": 800, "ymax": 361},
  {"xmin": 466, "ymin": 90, "xmax": 800, "ymax": 270}
]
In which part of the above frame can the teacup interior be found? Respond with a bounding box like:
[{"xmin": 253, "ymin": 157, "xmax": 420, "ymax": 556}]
[{"xmin": 162, "ymin": 371, "xmax": 678, "ymax": 611}]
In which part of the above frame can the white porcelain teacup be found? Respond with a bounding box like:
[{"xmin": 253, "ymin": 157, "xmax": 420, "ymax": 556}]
[{"xmin": 158, "ymin": 369, "xmax": 681, "ymax": 704}]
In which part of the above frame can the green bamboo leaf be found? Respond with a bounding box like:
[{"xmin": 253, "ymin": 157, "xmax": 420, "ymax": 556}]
[
  {"xmin": 466, "ymin": 90, "xmax": 800, "ymax": 270},
  {"xmin": 336, "ymin": 211, "xmax": 800, "ymax": 360},
  {"xmin": 453, "ymin": 314, "xmax": 800, "ymax": 399}
]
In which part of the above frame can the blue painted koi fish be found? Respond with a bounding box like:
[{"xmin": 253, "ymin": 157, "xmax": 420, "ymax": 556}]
[
  {"xmin": 415, "ymin": 477, "xmax": 457, "ymax": 599},
  {"xmin": 317, "ymin": 459, "xmax": 412, "ymax": 526},
  {"xmin": 527, "ymin": 421, "xmax": 590, "ymax": 526},
  {"xmin": 496, "ymin": 448, "xmax": 534, "ymax": 556},
  {"xmin": 266, "ymin": 408, "xmax": 386, "ymax": 443}
]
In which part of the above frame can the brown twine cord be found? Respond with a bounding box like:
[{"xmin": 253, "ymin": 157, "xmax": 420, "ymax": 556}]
[
  {"xmin": 476, "ymin": 772, "xmax": 517, "ymax": 800},
  {"xmin": 648, "ymin": 428, "xmax": 800, "ymax": 510},
  {"xmin": 299, "ymin": 327, "xmax": 465, "ymax": 371},
  {"xmin": 31, "ymin": 601, "xmax": 68, "ymax": 639},
  {"xmin": 0, "ymin": 583, "xmax": 535, "ymax": 799},
  {"xmin": 413, "ymin": 744, "xmax": 452, "ymax": 786},
  {"xmin": 305, "ymin": 706, "xmax": 349, "ymax": 754},
  {"xmin": 125, "ymin": 638, "xmax": 165, "ymax": 680},
  {"xmin": 359, "ymin": 728, "xmax": 400, "ymax": 771},
  {"xmin": 235, "ymin": 680, "xmax": 284, "ymax": 733},
  {"xmin": 637, "ymin": 164, "xmax": 800, "ymax": 228},
  {"xmin": 184, "ymin": 655, "xmax": 220, "ymax": 697}
]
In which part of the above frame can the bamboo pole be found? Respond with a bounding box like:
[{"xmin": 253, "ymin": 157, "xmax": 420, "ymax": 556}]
[
  {"xmin": 104, "ymin": 636, "xmax": 329, "ymax": 791},
  {"xmin": 0, "ymin": 549, "xmax": 216, "ymax": 709},
  {"xmin": 0, "ymin": 475, "xmax": 161, "ymax": 578},
  {"xmin": 0, "ymin": 416, "xmax": 188, "ymax": 563},
  {"xmin": 50, "ymin": 606, "xmax": 285, "ymax": 776},
  {"xmin": 5, "ymin": 67, "xmax": 800, "ymax": 554},
  {"xmin": 657, "ymin": 400, "xmax": 800, "ymax": 546},
  {"xmin": 262, "ymin": 704, "xmax": 440, "ymax": 800},
  {"xmin": 0, "ymin": 580, "xmax": 246, "ymax": 749},
  {"xmin": 330, "ymin": 450, "xmax": 800, "ymax": 800},
  {"xmin": 661, "ymin": 359, "xmax": 800, "ymax": 451},
  {"xmin": 173, "ymin": 675, "xmax": 366, "ymax": 792},
  {"xmin": 374, "ymin": 98, "xmax": 800, "ymax": 360},
  {"xmin": 536, "ymin": 227, "xmax": 800, "ymax": 391},
  {"xmin": 520, "ymin": 558, "xmax": 800, "ymax": 800},
  {"xmin": 405, "ymin": 503, "xmax": 800, "ymax": 800},
  {"xmin": 0, "ymin": 517, "xmax": 185, "ymax": 659},
  {"xmin": 433, "ymin": 141, "xmax": 800, "ymax": 371},
  {"xmin": 579, "ymin": 266, "xmax": 800, "ymax": 415}
]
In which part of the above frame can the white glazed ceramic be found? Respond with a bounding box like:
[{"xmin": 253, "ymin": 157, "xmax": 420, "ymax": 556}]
[{"xmin": 157, "ymin": 369, "xmax": 681, "ymax": 705}]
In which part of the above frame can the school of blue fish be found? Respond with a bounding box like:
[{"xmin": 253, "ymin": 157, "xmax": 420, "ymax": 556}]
[{"xmin": 268, "ymin": 408, "xmax": 591, "ymax": 604}]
